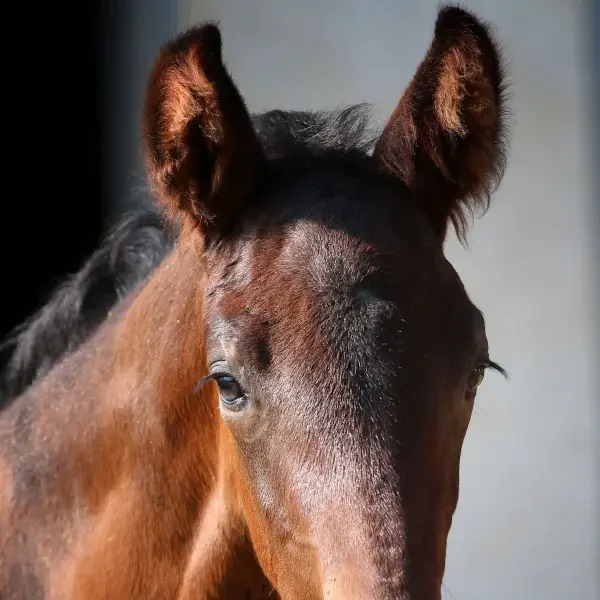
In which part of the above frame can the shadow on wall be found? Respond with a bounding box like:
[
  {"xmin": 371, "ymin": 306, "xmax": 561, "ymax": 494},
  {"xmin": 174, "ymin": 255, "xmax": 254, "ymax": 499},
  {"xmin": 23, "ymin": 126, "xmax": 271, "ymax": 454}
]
[{"xmin": 100, "ymin": 0, "xmax": 180, "ymax": 227}]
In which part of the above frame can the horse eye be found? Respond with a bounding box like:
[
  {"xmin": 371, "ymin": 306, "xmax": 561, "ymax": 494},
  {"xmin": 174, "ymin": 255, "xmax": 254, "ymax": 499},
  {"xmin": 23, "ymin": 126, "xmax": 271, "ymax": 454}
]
[
  {"xmin": 215, "ymin": 375, "xmax": 247, "ymax": 410},
  {"xmin": 467, "ymin": 366, "xmax": 486, "ymax": 395}
]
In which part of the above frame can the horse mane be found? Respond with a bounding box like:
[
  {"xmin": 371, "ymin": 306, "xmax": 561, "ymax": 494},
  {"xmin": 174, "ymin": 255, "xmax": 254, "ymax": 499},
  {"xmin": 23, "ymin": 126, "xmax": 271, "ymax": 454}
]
[
  {"xmin": 0, "ymin": 105, "xmax": 379, "ymax": 403},
  {"xmin": 253, "ymin": 104, "xmax": 378, "ymax": 158},
  {"xmin": 0, "ymin": 207, "xmax": 175, "ymax": 403}
]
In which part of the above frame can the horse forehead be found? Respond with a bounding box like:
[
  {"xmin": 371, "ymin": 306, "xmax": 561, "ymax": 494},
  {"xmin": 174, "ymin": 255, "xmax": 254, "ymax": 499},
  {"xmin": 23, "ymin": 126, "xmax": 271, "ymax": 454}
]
[
  {"xmin": 211, "ymin": 220, "xmax": 385, "ymax": 293},
  {"xmin": 277, "ymin": 221, "xmax": 379, "ymax": 285},
  {"xmin": 211, "ymin": 225, "xmax": 409, "ymax": 368},
  {"xmin": 208, "ymin": 212, "xmax": 472, "ymax": 347},
  {"xmin": 211, "ymin": 217, "xmax": 446, "ymax": 322}
]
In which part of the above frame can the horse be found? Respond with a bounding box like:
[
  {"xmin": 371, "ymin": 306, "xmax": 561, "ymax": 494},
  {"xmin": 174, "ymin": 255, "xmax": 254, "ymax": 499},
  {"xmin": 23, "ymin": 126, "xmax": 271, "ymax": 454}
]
[{"xmin": 0, "ymin": 5, "xmax": 509, "ymax": 599}]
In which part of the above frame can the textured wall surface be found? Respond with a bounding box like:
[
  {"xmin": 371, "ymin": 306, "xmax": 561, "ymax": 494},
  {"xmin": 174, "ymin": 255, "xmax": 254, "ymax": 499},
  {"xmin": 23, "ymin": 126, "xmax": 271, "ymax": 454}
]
[{"xmin": 110, "ymin": 1, "xmax": 597, "ymax": 598}]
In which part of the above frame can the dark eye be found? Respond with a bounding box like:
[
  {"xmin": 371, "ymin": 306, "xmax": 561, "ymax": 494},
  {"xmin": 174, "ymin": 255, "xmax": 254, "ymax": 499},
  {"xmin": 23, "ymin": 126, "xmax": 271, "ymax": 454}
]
[
  {"xmin": 467, "ymin": 365, "xmax": 486, "ymax": 395},
  {"xmin": 215, "ymin": 375, "xmax": 247, "ymax": 410}
]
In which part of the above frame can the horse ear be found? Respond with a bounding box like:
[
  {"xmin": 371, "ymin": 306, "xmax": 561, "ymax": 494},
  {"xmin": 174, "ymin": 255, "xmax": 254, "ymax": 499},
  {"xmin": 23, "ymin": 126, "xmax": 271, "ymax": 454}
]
[
  {"xmin": 373, "ymin": 6, "xmax": 508, "ymax": 244},
  {"xmin": 142, "ymin": 23, "xmax": 265, "ymax": 241}
]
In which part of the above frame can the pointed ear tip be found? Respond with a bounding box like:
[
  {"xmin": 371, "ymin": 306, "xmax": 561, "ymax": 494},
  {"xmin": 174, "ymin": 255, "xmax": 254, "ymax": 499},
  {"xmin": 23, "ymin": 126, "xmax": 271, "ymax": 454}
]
[
  {"xmin": 435, "ymin": 4, "xmax": 492, "ymax": 38},
  {"xmin": 195, "ymin": 22, "xmax": 223, "ymax": 50},
  {"xmin": 433, "ymin": 5, "xmax": 506, "ymax": 84},
  {"xmin": 158, "ymin": 21, "xmax": 223, "ymax": 61}
]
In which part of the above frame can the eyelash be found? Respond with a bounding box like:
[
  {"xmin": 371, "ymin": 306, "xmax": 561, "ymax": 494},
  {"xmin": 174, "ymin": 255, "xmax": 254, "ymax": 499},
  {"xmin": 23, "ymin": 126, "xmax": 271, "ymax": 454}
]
[{"xmin": 486, "ymin": 360, "xmax": 508, "ymax": 379}]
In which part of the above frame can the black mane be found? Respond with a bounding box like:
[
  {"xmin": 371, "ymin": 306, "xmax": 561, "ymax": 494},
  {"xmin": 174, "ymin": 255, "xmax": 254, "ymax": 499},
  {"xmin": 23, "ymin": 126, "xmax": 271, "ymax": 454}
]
[
  {"xmin": 0, "ymin": 209, "xmax": 174, "ymax": 403},
  {"xmin": 0, "ymin": 105, "xmax": 380, "ymax": 403},
  {"xmin": 254, "ymin": 104, "xmax": 377, "ymax": 159}
]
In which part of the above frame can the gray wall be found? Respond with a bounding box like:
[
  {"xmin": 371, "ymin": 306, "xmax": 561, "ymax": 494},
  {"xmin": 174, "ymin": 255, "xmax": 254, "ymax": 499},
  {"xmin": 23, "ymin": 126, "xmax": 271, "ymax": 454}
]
[{"xmin": 110, "ymin": 1, "xmax": 598, "ymax": 598}]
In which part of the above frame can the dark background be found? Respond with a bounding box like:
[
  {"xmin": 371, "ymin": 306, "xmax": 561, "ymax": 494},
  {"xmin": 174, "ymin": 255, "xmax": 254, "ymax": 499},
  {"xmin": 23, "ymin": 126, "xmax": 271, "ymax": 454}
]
[
  {"xmin": 0, "ymin": 2, "xmax": 178, "ymax": 371},
  {"xmin": 1, "ymin": 3, "xmax": 105, "ymax": 351}
]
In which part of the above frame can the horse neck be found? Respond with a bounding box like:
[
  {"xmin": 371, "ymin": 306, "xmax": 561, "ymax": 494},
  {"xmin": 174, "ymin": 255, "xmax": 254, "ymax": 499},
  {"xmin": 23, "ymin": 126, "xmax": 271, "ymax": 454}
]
[
  {"xmin": 89, "ymin": 237, "xmax": 247, "ymax": 589},
  {"xmin": 3, "ymin": 235, "xmax": 259, "ymax": 597}
]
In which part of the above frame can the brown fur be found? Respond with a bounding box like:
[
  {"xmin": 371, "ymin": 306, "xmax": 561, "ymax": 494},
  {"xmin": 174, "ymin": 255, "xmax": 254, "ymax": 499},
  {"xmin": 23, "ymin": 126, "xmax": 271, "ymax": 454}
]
[
  {"xmin": 143, "ymin": 24, "xmax": 266, "ymax": 240},
  {"xmin": 1, "ymin": 5, "xmax": 509, "ymax": 599},
  {"xmin": 374, "ymin": 5, "xmax": 508, "ymax": 243}
]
